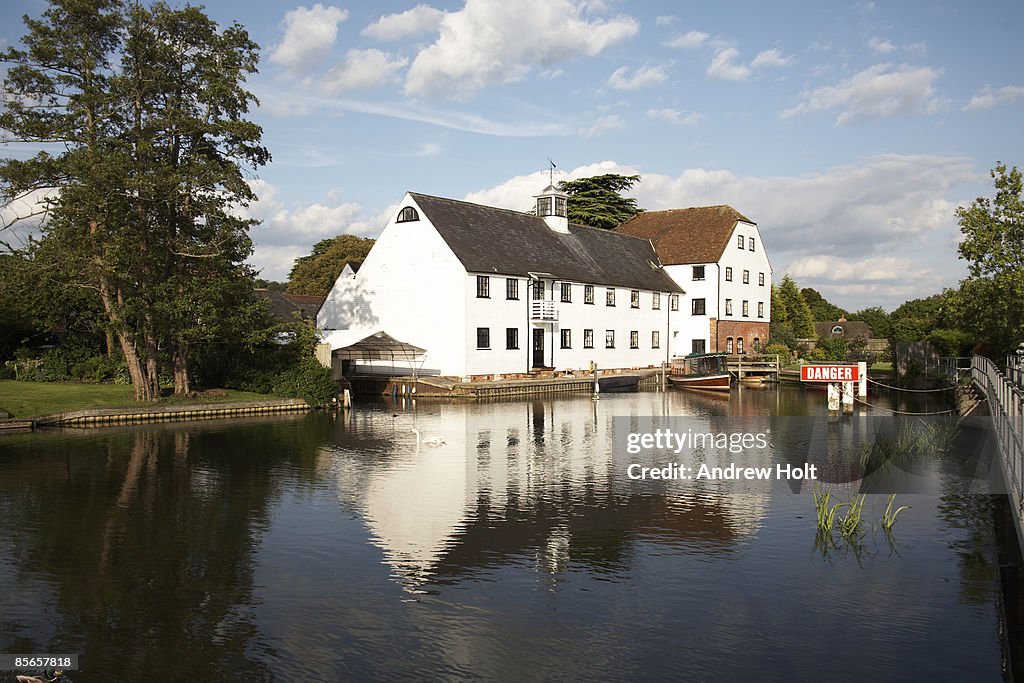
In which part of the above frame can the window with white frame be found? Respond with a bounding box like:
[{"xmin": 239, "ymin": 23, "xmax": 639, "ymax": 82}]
[
  {"xmin": 630, "ymin": 331, "xmax": 639, "ymax": 349},
  {"xmin": 726, "ymin": 337, "xmax": 734, "ymax": 353},
  {"xmin": 561, "ymin": 329, "xmax": 571, "ymax": 349},
  {"xmin": 561, "ymin": 282, "xmax": 572, "ymax": 303},
  {"xmin": 742, "ymin": 300, "xmax": 749, "ymax": 316},
  {"xmin": 506, "ymin": 328, "xmax": 518, "ymax": 349},
  {"xmin": 397, "ymin": 206, "xmax": 419, "ymax": 222},
  {"xmin": 692, "ymin": 265, "xmax": 705, "ymax": 281},
  {"xmin": 606, "ymin": 288, "xmax": 616, "ymax": 306},
  {"xmin": 725, "ymin": 299, "xmax": 733, "ymax": 315},
  {"xmin": 725, "ymin": 267, "xmax": 732, "ymax": 282},
  {"xmin": 584, "ymin": 329, "xmax": 594, "ymax": 348},
  {"xmin": 670, "ymin": 294, "xmax": 679, "ymax": 311},
  {"xmin": 749, "ymin": 237, "xmax": 755, "ymax": 251},
  {"xmin": 692, "ymin": 298, "xmax": 705, "ymax": 315},
  {"xmin": 477, "ymin": 327, "xmax": 490, "ymax": 349},
  {"xmin": 476, "ymin": 276, "xmax": 489, "ymax": 298},
  {"xmin": 631, "ymin": 290, "xmax": 640, "ymax": 308},
  {"xmin": 605, "ymin": 330, "xmax": 615, "ymax": 348},
  {"xmin": 758, "ymin": 301, "xmax": 764, "ymax": 318},
  {"xmin": 742, "ymin": 270, "xmax": 749, "ymax": 284},
  {"xmin": 652, "ymin": 292, "xmax": 661, "ymax": 310},
  {"xmin": 584, "ymin": 285, "xmax": 594, "ymax": 304},
  {"xmin": 737, "ymin": 235, "xmax": 744, "ymax": 249},
  {"xmin": 759, "ymin": 272, "xmax": 765, "ymax": 286},
  {"xmin": 507, "ymin": 278, "xmax": 519, "ymax": 300},
  {"xmin": 652, "ymin": 331, "xmax": 660, "ymax": 348}
]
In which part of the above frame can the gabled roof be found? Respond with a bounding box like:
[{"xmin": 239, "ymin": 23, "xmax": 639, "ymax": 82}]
[
  {"xmin": 255, "ymin": 291, "xmax": 326, "ymax": 322},
  {"xmin": 409, "ymin": 193, "xmax": 682, "ymax": 293},
  {"xmin": 616, "ymin": 205, "xmax": 754, "ymax": 265},
  {"xmin": 814, "ymin": 320, "xmax": 874, "ymax": 340}
]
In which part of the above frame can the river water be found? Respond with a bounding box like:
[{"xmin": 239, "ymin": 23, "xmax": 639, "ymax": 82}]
[{"xmin": 0, "ymin": 385, "xmax": 1013, "ymax": 681}]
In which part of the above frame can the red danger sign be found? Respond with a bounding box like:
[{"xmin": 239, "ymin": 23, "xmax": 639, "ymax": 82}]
[{"xmin": 800, "ymin": 364, "xmax": 859, "ymax": 382}]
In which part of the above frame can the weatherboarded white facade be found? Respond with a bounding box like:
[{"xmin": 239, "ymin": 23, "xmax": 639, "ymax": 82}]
[{"xmin": 318, "ymin": 188, "xmax": 684, "ymax": 379}]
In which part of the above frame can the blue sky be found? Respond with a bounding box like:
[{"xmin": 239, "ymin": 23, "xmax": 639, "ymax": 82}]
[{"xmin": 3, "ymin": 0, "xmax": 1023, "ymax": 311}]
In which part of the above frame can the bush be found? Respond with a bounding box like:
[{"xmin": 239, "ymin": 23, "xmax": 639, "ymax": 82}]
[
  {"xmin": 763, "ymin": 343, "xmax": 790, "ymax": 359},
  {"xmin": 271, "ymin": 356, "xmax": 337, "ymax": 407},
  {"xmin": 816, "ymin": 336, "xmax": 849, "ymax": 362}
]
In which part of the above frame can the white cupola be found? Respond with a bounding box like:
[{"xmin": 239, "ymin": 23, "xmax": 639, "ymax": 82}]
[{"xmin": 534, "ymin": 184, "xmax": 569, "ymax": 234}]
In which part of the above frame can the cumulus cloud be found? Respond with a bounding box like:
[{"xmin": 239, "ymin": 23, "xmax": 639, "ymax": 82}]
[
  {"xmin": 270, "ymin": 4, "xmax": 348, "ymax": 73},
  {"xmin": 666, "ymin": 30, "xmax": 708, "ymax": 50},
  {"xmin": 362, "ymin": 5, "xmax": 447, "ymax": 41},
  {"xmin": 707, "ymin": 47, "xmax": 751, "ymax": 81},
  {"xmin": 607, "ymin": 65, "xmax": 668, "ymax": 90},
  {"xmin": 322, "ymin": 49, "xmax": 408, "ymax": 93},
  {"xmin": 577, "ymin": 114, "xmax": 623, "ymax": 138},
  {"xmin": 750, "ymin": 48, "xmax": 793, "ymax": 69},
  {"xmin": 782, "ymin": 63, "xmax": 943, "ymax": 126},
  {"xmin": 655, "ymin": 15, "xmax": 677, "ymax": 28},
  {"xmin": 964, "ymin": 84, "xmax": 1024, "ymax": 111},
  {"xmin": 465, "ymin": 155, "xmax": 975, "ymax": 309},
  {"xmin": 646, "ymin": 108, "xmax": 701, "ymax": 125},
  {"xmin": 404, "ymin": 0, "xmax": 639, "ymax": 97},
  {"xmin": 868, "ymin": 37, "xmax": 926, "ymax": 55}
]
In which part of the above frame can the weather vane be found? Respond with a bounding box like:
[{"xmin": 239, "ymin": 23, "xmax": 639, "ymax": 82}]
[{"xmin": 547, "ymin": 157, "xmax": 557, "ymax": 186}]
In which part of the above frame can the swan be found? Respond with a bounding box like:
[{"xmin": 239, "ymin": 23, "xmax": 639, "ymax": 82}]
[{"xmin": 411, "ymin": 428, "xmax": 446, "ymax": 446}]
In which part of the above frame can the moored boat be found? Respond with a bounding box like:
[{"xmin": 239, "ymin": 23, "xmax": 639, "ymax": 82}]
[{"xmin": 669, "ymin": 353, "xmax": 731, "ymax": 391}]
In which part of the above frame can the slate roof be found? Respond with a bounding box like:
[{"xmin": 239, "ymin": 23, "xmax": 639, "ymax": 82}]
[
  {"xmin": 410, "ymin": 193, "xmax": 682, "ymax": 293},
  {"xmin": 616, "ymin": 205, "xmax": 754, "ymax": 265},
  {"xmin": 255, "ymin": 291, "xmax": 326, "ymax": 322}
]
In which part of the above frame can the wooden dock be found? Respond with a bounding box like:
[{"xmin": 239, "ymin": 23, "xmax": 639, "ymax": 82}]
[
  {"xmin": 377, "ymin": 369, "xmax": 664, "ymax": 399},
  {"xmin": 726, "ymin": 354, "xmax": 781, "ymax": 382}
]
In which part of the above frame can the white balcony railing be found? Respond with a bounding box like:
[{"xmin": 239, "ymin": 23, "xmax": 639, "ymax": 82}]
[{"xmin": 530, "ymin": 300, "xmax": 558, "ymax": 321}]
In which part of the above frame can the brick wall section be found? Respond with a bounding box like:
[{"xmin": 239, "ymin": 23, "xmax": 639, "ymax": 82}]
[{"xmin": 712, "ymin": 320, "xmax": 770, "ymax": 352}]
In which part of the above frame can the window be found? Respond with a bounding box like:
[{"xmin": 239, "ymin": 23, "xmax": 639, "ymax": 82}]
[
  {"xmin": 692, "ymin": 265, "xmax": 705, "ymax": 281},
  {"xmin": 737, "ymin": 235, "xmax": 744, "ymax": 249},
  {"xmin": 758, "ymin": 301, "xmax": 764, "ymax": 318},
  {"xmin": 606, "ymin": 288, "xmax": 616, "ymax": 306},
  {"xmin": 554, "ymin": 196, "xmax": 567, "ymax": 216},
  {"xmin": 653, "ymin": 292, "xmax": 661, "ymax": 310},
  {"xmin": 725, "ymin": 299, "xmax": 733, "ymax": 316},
  {"xmin": 561, "ymin": 329, "xmax": 572, "ymax": 349},
  {"xmin": 477, "ymin": 327, "xmax": 490, "ymax": 349},
  {"xmin": 691, "ymin": 339, "xmax": 706, "ymax": 354},
  {"xmin": 652, "ymin": 331, "xmax": 660, "ymax": 349},
  {"xmin": 584, "ymin": 329, "xmax": 594, "ymax": 349},
  {"xmin": 506, "ymin": 328, "xmax": 519, "ymax": 350},
  {"xmin": 670, "ymin": 294, "xmax": 679, "ymax": 311},
  {"xmin": 476, "ymin": 275, "xmax": 490, "ymax": 298},
  {"xmin": 749, "ymin": 237, "xmax": 755, "ymax": 251},
  {"xmin": 605, "ymin": 330, "xmax": 615, "ymax": 348},
  {"xmin": 584, "ymin": 285, "xmax": 594, "ymax": 304},
  {"xmin": 742, "ymin": 300, "xmax": 749, "ymax": 316},
  {"xmin": 753, "ymin": 338, "xmax": 761, "ymax": 352},
  {"xmin": 832, "ymin": 325, "xmax": 844, "ymax": 336},
  {"xmin": 506, "ymin": 278, "xmax": 519, "ymax": 300},
  {"xmin": 759, "ymin": 272, "xmax": 765, "ymax": 286},
  {"xmin": 692, "ymin": 298, "xmax": 705, "ymax": 315},
  {"xmin": 726, "ymin": 337, "xmax": 734, "ymax": 354},
  {"xmin": 532, "ymin": 280, "xmax": 545, "ymax": 300},
  {"xmin": 561, "ymin": 282, "xmax": 572, "ymax": 303},
  {"xmin": 397, "ymin": 206, "xmax": 419, "ymax": 222},
  {"xmin": 630, "ymin": 331, "xmax": 639, "ymax": 349},
  {"xmin": 725, "ymin": 267, "xmax": 733, "ymax": 282},
  {"xmin": 742, "ymin": 270, "xmax": 749, "ymax": 284},
  {"xmin": 537, "ymin": 196, "xmax": 552, "ymax": 215},
  {"xmin": 631, "ymin": 290, "xmax": 640, "ymax": 308},
  {"xmin": 737, "ymin": 337, "xmax": 744, "ymax": 354}
]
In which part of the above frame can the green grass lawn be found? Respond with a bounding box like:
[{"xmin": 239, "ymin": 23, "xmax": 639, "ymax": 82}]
[{"xmin": 0, "ymin": 380, "xmax": 281, "ymax": 419}]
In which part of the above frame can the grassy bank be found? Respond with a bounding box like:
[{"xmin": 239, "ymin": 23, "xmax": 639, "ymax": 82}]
[{"xmin": 0, "ymin": 380, "xmax": 282, "ymax": 419}]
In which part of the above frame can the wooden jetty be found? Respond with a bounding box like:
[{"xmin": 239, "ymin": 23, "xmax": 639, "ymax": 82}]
[
  {"xmin": 372, "ymin": 369, "xmax": 663, "ymax": 399},
  {"xmin": 726, "ymin": 354, "xmax": 781, "ymax": 383}
]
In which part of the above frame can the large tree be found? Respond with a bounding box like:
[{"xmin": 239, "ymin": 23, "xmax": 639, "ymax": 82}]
[
  {"xmin": 953, "ymin": 162, "xmax": 1024, "ymax": 356},
  {"xmin": 287, "ymin": 234, "xmax": 375, "ymax": 297},
  {"xmin": 0, "ymin": 0, "xmax": 268, "ymax": 399},
  {"xmin": 771, "ymin": 275, "xmax": 815, "ymax": 339},
  {"xmin": 800, "ymin": 287, "xmax": 847, "ymax": 322},
  {"xmin": 557, "ymin": 173, "xmax": 642, "ymax": 229}
]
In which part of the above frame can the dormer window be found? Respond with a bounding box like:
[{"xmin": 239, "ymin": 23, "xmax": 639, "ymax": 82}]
[
  {"xmin": 537, "ymin": 196, "xmax": 552, "ymax": 216},
  {"xmin": 831, "ymin": 325, "xmax": 844, "ymax": 336},
  {"xmin": 397, "ymin": 206, "xmax": 419, "ymax": 222}
]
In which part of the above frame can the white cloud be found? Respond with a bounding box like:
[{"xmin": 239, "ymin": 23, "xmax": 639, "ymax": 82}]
[
  {"xmin": 577, "ymin": 114, "xmax": 623, "ymax": 138},
  {"xmin": 655, "ymin": 15, "xmax": 677, "ymax": 28},
  {"xmin": 707, "ymin": 47, "xmax": 751, "ymax": 81},
  {"xmin": 782, "ymin": 63, "xmax": 943, "ymax": 126},
  {"xmin": 404, "ymin": 0, "xmax": 640, "ymax": 97},
  {"xmin": 322, "ymin": 49, "xmax": 408, "ymax": 93},
  {"xmin": 646, "ymin": 108, "xmax": 701, "ymax": 125},
  {"xmin": 362, "ymin": 5, "xmax": 447, "ymax": 41},
  {"xmin": 607, "ymin": 65, "xmax": 668, "ymax": 90},
  {"xmin": 964, "ymin": 84, "xmax": 1024, "ymax": 111},
  {"xmin": 465, "ymin": 155, "xmax": 975, "ymax": 309},
  {"xmin": 750, "ymin": 48, "xmax": 793, "ymax": 69},
  {"xmin": 867, "ymin": 37, "xmax": 896, "ymax": 54},
  {"xmin": 270, "ymin": 4, "xmax": 348, "ymax": 73},
  {"xmin": 666, "ymin": 30, "xmax": 708, "ymax": 50}
]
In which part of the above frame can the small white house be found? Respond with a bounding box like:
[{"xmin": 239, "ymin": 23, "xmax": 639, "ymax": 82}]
[
  {"xmin": 617, "ymin": 206, "xmax": 772, "ymax": 355},
  {"xmin": 317, "ymin": 185, "xmax": 684, "ymax": 379}
]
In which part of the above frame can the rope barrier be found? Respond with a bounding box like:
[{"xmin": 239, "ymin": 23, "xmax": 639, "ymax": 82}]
[
  {"xmin": 866, "ymin": 377, "xmax": 958, "ymax": 393},
  {"xmin": 853, "ymin": 397, "xmax": 959, "ymax": 415}
]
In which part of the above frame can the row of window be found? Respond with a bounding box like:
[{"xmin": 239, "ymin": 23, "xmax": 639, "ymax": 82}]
[
  {"xmin": 724, "ymin": 337, "xmax": 761, "ymax": 354},
  {"xmin": 738, "ymin": 235, "xmax": 756, "ymax": 251},
  {"xmin": 688, "ymin": 297, "xmax": 765, "ymax": 318},
  {"xmin": 476, "ymin": 276, "xmax": 680, "ymax": 310},
  {"xmin": 692, "ymin": 265, "xmax": 765, "ymax": 286},
  {"xmin": 477, "ymin": 328, "xmax": 661, "ymax": 350}
]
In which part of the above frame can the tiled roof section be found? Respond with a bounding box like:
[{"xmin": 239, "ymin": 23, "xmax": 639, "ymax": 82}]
[
  {"xmin": 616, "ymin": 205, "xmax": 754, "ymax": 265},
  {"xmin": 409, "ymin": 193, "xmax": 682, "ymax": 292},
  {"xmin": 814, "ymin": 321, "xmax": 874, "ymax": 339},
  {"xmin": 255, "ymin": 291, "xmax": 326, "ymax": 322}
]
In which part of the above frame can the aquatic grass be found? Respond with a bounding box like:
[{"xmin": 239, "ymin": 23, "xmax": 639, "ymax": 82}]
[
  {"xmin": 812, "ymin": 487, "xmax": 845, "ymax": 534},
  {"xmin": 839, "ymin": 494, "xmax": 867, "ymax": 538},
  {"xmin": 880, "ymin": 493, "xmax": 910, "ymax": 530}
]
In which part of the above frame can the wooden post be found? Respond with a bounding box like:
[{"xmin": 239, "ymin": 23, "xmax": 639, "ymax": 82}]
[
  {"xmin": 827, "ymin": 383, "xmax": 840, "ymax": 416},
  {"xmin": 858, "ymin": 361, "xmax": 867, "ymax": 399},
  {"xmin": 343, "ymin": 388, "xmax": 352, "ymax": 409},
  {"xmin": 842, "ymin": 381, "xmax": 854, "ymax": 414}
]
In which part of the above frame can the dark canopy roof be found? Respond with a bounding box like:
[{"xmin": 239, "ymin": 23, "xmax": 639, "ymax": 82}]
[
  {"xmin": 326, "ymin": 330, "xmax": 426, "ymax": 361},
  {"xmin": 410, "ymin": 193, "xmax": 682, "ymax": 293}
]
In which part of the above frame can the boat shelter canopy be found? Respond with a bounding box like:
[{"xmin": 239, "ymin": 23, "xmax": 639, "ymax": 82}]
[{"xmin": 321, "ymin": 330, "xmax": 426, "ymax": 362}]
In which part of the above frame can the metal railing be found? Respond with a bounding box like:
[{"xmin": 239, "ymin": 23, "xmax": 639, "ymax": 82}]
[
  {"xmin": 530, "ymin": 300, "xmax": 557, "ymax": 321},
  {"xmin": 1009, "ymin": 354, "xmax": 1024, "ymax": 391},
  {"xmin": 972, "ymin": 355, "xmax": 1024, "ymax": 515}
]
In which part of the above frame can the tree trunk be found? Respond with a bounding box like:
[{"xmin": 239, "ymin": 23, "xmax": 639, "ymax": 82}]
[
  {"xmin": 105, "ymin": 330, "xmax": 116, "ymax": 358},
  {"xmin": 144, "ymin": 325, "xmax": 160, "ymax": 399},
  {"xmin": 97, "ymin": 275, "xmax": 151, "ymax": 401},
  {"xmin": 172, "ymin": 341, "xmax": 190, "ymax": 395}
]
